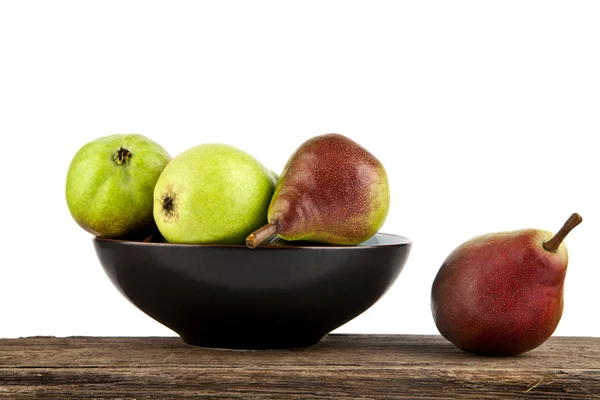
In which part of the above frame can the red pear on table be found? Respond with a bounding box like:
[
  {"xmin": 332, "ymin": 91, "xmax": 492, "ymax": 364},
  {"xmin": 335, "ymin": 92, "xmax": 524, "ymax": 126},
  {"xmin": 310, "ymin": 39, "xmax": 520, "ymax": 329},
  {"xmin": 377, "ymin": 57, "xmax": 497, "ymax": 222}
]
[{"xmin": 431, "ymin": 213, "xmax": 582, "ymax": 356}]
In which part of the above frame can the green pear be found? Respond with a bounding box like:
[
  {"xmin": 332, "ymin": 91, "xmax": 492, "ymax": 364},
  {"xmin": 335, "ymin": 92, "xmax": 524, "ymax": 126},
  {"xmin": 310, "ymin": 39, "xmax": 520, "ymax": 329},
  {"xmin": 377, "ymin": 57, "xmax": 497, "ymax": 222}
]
[
  {"xmin": 267, "ymin": 169, "xmax": 279, "ymax": 187},
  {"xmin": 66, "ymin": 134, "xmax": 171, "ymax": 238},
  {"xmin": 153, "ymin": 144, "xmax": 276, "ymax": 245}
]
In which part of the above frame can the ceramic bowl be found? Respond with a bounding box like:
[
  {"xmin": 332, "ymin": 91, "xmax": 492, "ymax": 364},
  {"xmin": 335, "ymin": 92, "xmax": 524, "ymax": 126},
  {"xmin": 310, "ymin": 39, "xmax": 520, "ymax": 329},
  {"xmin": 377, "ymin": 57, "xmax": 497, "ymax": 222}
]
[{"xmin": 93, "ymin": 233, "xmax": 411, "ymax": 349}]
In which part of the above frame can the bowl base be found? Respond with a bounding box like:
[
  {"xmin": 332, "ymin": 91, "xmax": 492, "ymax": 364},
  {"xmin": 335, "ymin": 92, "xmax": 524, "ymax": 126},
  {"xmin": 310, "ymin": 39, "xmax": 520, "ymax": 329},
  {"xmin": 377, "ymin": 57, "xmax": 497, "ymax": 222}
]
[{"xmin": 180, "ymin": 333, "xmax": 325, "ymax": 350}]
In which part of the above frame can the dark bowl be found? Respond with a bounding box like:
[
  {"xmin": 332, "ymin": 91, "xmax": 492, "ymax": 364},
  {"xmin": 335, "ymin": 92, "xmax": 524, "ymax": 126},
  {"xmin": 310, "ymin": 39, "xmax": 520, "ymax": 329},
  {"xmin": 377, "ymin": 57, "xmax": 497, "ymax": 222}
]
[{"xmin": 93, "ymin": 233, "xmax": 411, "ymax": 350}]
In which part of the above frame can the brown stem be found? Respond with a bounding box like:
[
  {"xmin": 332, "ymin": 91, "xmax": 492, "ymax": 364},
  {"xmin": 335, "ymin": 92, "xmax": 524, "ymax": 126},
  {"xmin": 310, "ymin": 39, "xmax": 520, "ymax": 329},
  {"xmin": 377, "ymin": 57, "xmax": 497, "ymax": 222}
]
[
  {"xmin": 543, "ymin": 213, "xmax": 583, "ymax": 252},
  {"xmin": 246, "ymin": 223, "xmax": 278, "ymax": 249}
]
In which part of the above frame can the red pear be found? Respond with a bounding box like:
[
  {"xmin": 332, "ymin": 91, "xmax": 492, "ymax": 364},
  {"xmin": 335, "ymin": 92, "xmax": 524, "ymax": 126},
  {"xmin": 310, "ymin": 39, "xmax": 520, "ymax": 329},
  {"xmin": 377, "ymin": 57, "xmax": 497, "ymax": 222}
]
[
  {"xmin": 431, "ymin": 213, "xmax": 582, "ymax": 356},
  {"xmin": 246, "ymin": 133, "xmax": 390, "ymax": 248}
]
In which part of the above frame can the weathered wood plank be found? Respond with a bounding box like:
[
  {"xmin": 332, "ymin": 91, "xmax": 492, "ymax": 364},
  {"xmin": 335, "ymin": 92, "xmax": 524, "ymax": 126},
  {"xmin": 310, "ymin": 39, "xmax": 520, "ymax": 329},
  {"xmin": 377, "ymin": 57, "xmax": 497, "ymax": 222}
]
[{"xmin": 0, "ymin": 335, "xmax": 598, "ymax": 399}]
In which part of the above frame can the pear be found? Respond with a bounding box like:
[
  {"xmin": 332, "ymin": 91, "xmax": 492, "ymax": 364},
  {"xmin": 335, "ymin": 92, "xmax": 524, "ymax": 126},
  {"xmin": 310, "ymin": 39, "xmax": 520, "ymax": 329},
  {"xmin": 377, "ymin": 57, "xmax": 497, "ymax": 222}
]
[
  {"xmin": 431, "ymin": 213, "xmax": 582, "ymax": 356},
  {"xmin": 153, "ymin": 143, "xmax": 276, "ymax": 245},
  {"xmin": 246, "ymin": 133, "xmax": 390, "ymax": 248},
  {"xmin": 266, "ymin": 169, "xmax": 279, "ymax": 186},
  {"xmin": 66, "ymin": 134, "xmax": 171, "ymax": 238}
]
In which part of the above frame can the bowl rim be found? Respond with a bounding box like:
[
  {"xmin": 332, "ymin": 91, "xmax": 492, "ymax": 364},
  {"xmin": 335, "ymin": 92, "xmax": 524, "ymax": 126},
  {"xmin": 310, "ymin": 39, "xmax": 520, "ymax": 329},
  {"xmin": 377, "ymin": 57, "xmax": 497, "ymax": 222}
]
[{"xmin": 94, "ymin": 232, "xmax": 411, "ymax": 250}]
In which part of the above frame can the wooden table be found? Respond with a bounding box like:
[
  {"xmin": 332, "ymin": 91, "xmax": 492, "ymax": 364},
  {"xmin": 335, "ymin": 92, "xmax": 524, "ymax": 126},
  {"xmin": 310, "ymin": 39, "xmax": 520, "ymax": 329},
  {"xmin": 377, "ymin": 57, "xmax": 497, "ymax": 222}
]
[{"xmin": 0, "ymin": 334, "xmax": 598, "ymax": 399}]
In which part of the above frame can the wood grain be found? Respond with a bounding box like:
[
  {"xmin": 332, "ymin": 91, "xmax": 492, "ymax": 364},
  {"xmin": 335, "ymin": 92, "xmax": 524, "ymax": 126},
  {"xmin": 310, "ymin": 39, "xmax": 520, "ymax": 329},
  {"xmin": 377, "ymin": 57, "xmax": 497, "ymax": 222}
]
[{"xmin": 0, "ymin": 334, "xmax": 598, "ymax": 399}]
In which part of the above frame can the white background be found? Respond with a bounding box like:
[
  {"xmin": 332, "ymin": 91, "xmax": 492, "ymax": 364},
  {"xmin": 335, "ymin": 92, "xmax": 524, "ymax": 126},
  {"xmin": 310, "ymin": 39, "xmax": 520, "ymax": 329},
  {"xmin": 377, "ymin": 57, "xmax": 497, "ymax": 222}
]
[{"xmin": 0, "ymin": 1, "xmax": 598, "ymax": 339}]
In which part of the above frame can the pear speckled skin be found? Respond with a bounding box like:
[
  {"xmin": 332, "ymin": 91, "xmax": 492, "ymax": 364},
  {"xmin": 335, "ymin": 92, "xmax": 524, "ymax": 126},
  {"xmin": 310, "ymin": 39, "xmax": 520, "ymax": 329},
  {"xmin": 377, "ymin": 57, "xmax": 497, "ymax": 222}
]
[
  {"xmin": 154, "ymin": 144, "xmax": 276, "ymax": 245},
  {"xmin": 268, "ymin": 133, "xmax": 390, "ymax": 245},
  {"xmin": 66, "ymin": 134, "xmax": 171, "ymax": 238},
  {"xmin": 431, "ymin": 229, "xmax": 568, "ymax": 356}
]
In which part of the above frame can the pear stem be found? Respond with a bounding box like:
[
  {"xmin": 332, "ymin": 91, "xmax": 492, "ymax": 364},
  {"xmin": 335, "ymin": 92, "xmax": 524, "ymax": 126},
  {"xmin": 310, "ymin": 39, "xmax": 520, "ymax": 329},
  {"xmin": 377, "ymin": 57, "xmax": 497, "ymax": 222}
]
[
  {"xmin": 543, "ymin": 213, "xmax": 583, "ymax": 252},
  {"xmin": 246, "ymin": 223, "xmax": 278, "ymax": 249}
]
